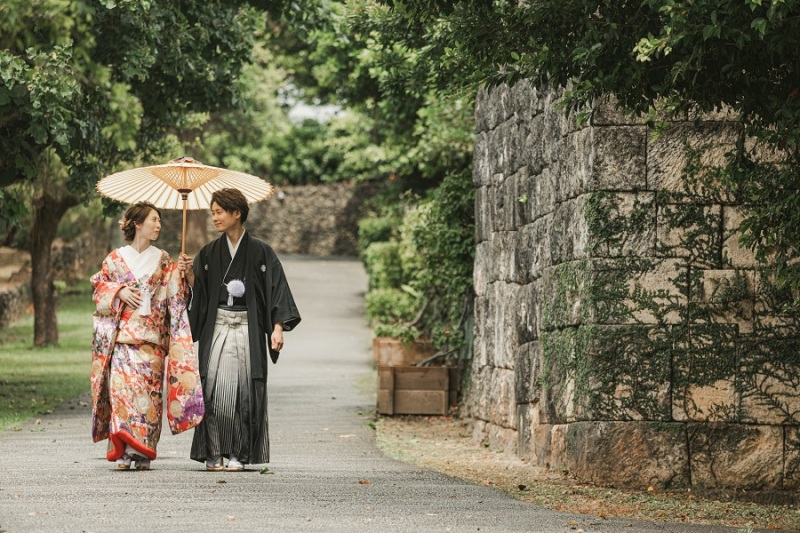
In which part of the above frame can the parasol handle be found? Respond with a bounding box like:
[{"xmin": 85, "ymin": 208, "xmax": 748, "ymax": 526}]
[{"xmin": 181, "ymin": 192, "xmax": 189, "ymax": 278}]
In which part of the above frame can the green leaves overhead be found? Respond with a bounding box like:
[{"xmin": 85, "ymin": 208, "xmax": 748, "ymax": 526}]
[{"xmin": 0, "ymin": 0, "xmax": 264, "ymax": 193}]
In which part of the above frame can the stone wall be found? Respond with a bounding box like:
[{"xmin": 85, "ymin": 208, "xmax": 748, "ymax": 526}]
[{"xmin": 468, "ymin": 81, "xmax": 800, "ymax": 491}]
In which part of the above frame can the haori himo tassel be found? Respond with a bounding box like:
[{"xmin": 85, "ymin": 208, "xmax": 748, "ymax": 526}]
[
  {"xmin": 139, "ymin": 285, "xmax": 151, "ymax": 316},
  {"xmin": 225, "ymin": 279, "xmax": 245, "ymax": 306}
]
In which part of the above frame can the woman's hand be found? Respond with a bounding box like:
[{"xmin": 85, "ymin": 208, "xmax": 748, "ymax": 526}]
[
  {"xmin": 118, "ymin": 287, "xmax": 142, "ymax": 309},
  {"xmin": 178, "ymin": 253, "xmax": 195, "ymax": 287},
  {"xmin": 271, "ymin": 324, "xmax": 284, "ymax": 351}
]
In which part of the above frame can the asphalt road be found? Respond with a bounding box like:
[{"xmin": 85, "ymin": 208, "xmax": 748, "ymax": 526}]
[{"xmin": 0, "ymin": 256, "xmax": 752, "ymax": 532}]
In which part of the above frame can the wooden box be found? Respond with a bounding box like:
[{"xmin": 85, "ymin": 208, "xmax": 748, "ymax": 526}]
[
  {"xmin": 372, "ymin": 337, "xmax": 436, "ymax": 366},
  {"xmin": 377, "ymin": 365, "xmax": 459, "ymax": 416}
]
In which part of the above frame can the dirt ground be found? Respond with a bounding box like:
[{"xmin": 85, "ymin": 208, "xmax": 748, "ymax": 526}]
[{"xmin": 375, "ymin": 416, "xmax": 800, "ymax": 532}]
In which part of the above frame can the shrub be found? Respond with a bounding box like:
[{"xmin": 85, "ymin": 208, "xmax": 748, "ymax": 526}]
[
  {"xmin": 357, "ymin": 215, "xmax": 397, "ymax": 260},
  {"xmin": 364, "ymin": 287, "xmax": 419, "ymax": 324},
  {"xmin": 363, "ymin": 241, "xmax": 404, "ymax": 290}
]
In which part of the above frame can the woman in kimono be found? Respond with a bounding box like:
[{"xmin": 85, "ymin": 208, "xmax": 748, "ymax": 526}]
[
  {"xmin": 184, "ymin": 188, "xmax": 301, "ymax": 472},
  {"xmin": 90, "ymin": 201, "xmax": 204, "ymax": 470}
]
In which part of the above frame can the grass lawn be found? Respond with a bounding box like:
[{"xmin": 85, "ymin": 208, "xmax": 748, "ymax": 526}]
[{"xmin": 0, "ymin": 286, "xmax": 94, "ymax": 430}]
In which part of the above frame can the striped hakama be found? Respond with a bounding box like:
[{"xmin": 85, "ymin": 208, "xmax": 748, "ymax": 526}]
[{"xmin": 190, "ymin": 309, "xmax": 270, "ymax": 464}]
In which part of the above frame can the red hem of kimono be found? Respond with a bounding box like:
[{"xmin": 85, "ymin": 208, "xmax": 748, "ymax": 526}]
[{"xmin": 106, "ymin": 431, "xmax": 157, "ymax": 461}]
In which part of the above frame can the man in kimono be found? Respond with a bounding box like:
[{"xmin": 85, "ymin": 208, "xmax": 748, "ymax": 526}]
[{"xmin": 184, "ymin": 188, "xmax": 301, "ymax": 472}]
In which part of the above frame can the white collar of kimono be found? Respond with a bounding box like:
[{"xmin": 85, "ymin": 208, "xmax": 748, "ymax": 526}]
[
  {"xmin": 227, "ymin": 230, "xmax": 246, "ymax": 259},
  {"xmin": 119, "ymin": 245, "xmax": 162, "ymax": 281}
]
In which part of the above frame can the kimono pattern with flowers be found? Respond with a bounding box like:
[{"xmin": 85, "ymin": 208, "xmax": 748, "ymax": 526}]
[{"xmin": 90, "ymin": 248, "xmax": 204, "ymax": 460}]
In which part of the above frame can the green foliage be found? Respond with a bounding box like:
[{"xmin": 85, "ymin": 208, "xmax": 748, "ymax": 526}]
[
  {"xmin": 363, "ymin": 241, "xmax": 404, "ymax": 289},
  {"xmin": 0, "ymin": 0, "xmax": 268, "ymax": 195},
  {"xmin": 365, "ymin": 287, "xmax": 420, "ymax": 323},
  {"xmin": 406, "ymin": 169, "xmax": 475, "ymax": 357},
  {"xmin": 358, "ymin": 214, "xmax": 398, "ymax": 257}
]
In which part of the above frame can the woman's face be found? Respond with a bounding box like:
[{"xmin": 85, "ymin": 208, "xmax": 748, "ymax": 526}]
[{"xmin": 135, "ymin": 208, "xmax": 161, "ymax": 241}]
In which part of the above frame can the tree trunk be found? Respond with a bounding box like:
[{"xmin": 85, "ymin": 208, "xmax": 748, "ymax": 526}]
[{"xmin": 30, "ymin": 192, "xmax": 78, "ymax": 347}]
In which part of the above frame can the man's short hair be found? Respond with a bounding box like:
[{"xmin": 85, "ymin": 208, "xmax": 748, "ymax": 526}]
[{"xmin": 211, "ymin": 188, "xmax": 249, "ymax": 223}]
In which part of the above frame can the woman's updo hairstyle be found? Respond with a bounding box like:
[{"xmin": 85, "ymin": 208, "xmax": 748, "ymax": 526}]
[{"xmin": 119, "ymin": 202, "xmax": 160, "ymax": 242}]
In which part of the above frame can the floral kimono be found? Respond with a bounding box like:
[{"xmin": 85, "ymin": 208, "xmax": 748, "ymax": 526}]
[{"xmin": 90, "ymin": 247, "xmax": 204, "ymax": 461}]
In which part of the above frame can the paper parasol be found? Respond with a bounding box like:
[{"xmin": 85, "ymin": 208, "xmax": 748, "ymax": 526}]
[{"xmin": 96, "ymin": 156, "xmax": 273, "ymax": 253}]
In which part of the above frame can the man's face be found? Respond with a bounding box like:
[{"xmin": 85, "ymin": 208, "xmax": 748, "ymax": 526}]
[{"xmin": 210, "ymin": 202, "xmax": 241, "ymax": 233}]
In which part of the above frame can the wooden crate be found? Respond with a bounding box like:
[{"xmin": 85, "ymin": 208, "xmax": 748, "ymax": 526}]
[
  {"xmin": 372, "ymin": 337, "xmax": 436, "ymax": 366},
  {"xmin": 377, "ymin": 365, "xmax": 459, "ymax": 416}
]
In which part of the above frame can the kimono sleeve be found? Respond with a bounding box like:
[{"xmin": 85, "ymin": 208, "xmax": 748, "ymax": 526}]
[
  {"xmin": 269, "ymin": 253, "xmax": 301, "ymax": 331},
  {"xmin": 90, "ymin": 256, "xmax": 124, "ymax": 316},
  {"xmin": 164, "ymin": 262, "xmax": 205, "ymax": 434}
]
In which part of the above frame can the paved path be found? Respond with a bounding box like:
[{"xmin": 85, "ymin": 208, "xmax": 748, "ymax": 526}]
[{"xmin": 0, "ymin": 256, "xmax": 752, "ymax": 532}]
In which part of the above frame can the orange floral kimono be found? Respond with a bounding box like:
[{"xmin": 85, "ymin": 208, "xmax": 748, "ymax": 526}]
[{"xmin": 90, "ymin": 248, "xmax": 204, "ymax": 461}]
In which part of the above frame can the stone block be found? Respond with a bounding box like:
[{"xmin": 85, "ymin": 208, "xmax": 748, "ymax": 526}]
[
  {"xmin": 590, "ymin": 258, "xmax": 687, "ymax": 325},
  {"xmin": 585, "ymin": 191, "xmax": 657, "ymax": 258},
  {"xmin": 647, "ymin": 122, "xmax": 739, "ymax": 200},
  {"xmin": 567, "ymin": 421, "xmax": 690, "ymax": 489},
  {"xmin": 466, "ymin": 366, "xmax": 514, "ymax": 430},
  {"xmin": 559, "ymin": 128, "xmax": 593, "ymax": 201},
  {"xmin": 508, "ymin": 119, "xmax": 529, "ymax": 175},
  {"xmin": 524, "ymin": 166, "xmax": 557, "ymax": 222},
  {"xmin": 721, "ymin": 207, "xmax": 758, "ymax": 268},
  {"xmin": 488, "ymin": 282, "xmax": 520, "ymax": 369},
  {"xmin": 656, "ymin": 203, "xmax": 722, "ymax": 268},
  {"xmin": 488, "ymin": 231, "xmax": 523, "ymax": 285},
  {"xmin": 589, "ymin": 125, "xmax": 647, "ymax": 191},
  {"xmin": 485, "ymin": 422, "xmax": 519, "ymax": 454},
  {"xmin": 540, "ymin": 329, "xmax": 579, "ymax": 423},
  {"xmin": 525, "ymin": 114, "xmax": 547, "ymax": 176},
  {"xmin": 473, "ymin": 242, "xmax": 490, "ymax": 297},
  {"xmin": 486, "ymin": 366, "xmax": 517, "ymax": 430},
  {"xmin": 465, "ymin": 365, "xmax": 491, "ymax": 419},
  {"xmin": 512, "ymin": 79, "xmax": 544, "ymax": 121},
  {"xmin": 542, "ymin": 106, "xmax": 567, "ymax": 166},
  {"xmin": 497, "ymin": 171, "xmax": 522, "ymax": 232},
  {"xmin": 673, "ymin": 324, "xmax": 738, "ymax": 422},
  {"xmin": 519, "ymin": 215, "xmax": 553, "ymax": 282},
  {"xmin": 688, "ymin": 269, "xmax": 754, "ymax": 334},
  {"xmin": 577, "ymin": 326, "xmax": 672, "ymax": 421},
  {"xmin": 785, "ymin": 426, "xmax": 800, "ymax": 489},
  {"xmin": 752, "ymin": 271, "xmax": 800, "ymax": 337},
  {"xmin": 472, "ymin": 131, "xmax": 491, "ymax": 186},
  {"xmin": 515, "ymin": 284, "xmax": 541, "ymax": 345},
  {"xmin": 550, "ymin": 197, "xmax": 589, "ymax": 264},
  {"xmin": 471, "ymin": 296, "xmax": 489, "ymax": 368},
  {"xmin": 541, "ymin": 261, "xmax": 590, "ymax": 330},
  {"xmin": 688, "ymin": 423, "xmax": 783, "ymax": 490},
  {"xmin": 528, "ymin": 422, "xmax": 569, "ymax": 471},
  {"xmin": 488, "ymin": 126, "xmax": 508, "ymax": 178},
  {"xmin": 474, "ymin": 186, "xmax": 492, "ymax": 244},
  {"xmin": 514, "ymin": 167, "xmax": 533, "ymax": 227},
  {"xmin": 483, "ymin": 83, "xmax": 513, "ymax": 131},
  {"xmin": 514, "ymin": 341, "xmax": 543, "ymax": 404},
  {"xmin": 738, "ymin": 338, "xmax": 800, "ymax": 425},
  {"xmin": 474, "ymin": 87, "xmax": 491, "ymax": 133}
]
